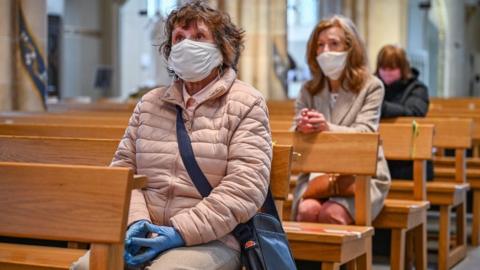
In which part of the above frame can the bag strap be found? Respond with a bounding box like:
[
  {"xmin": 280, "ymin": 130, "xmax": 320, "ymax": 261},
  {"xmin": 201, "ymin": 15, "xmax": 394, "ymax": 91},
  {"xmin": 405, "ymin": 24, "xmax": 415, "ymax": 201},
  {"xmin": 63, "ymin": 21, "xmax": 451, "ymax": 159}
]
[{"xmin": 175, "ymin": 105, "xmax": 280, "ymax": 221}]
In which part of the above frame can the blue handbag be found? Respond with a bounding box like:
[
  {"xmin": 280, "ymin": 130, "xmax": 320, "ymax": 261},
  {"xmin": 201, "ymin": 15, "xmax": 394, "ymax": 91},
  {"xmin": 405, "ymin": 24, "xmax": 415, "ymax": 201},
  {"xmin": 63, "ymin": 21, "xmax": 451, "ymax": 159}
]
[{"xmin": 175, "ymin": 105, "xmax": 297, "ymax": 270}]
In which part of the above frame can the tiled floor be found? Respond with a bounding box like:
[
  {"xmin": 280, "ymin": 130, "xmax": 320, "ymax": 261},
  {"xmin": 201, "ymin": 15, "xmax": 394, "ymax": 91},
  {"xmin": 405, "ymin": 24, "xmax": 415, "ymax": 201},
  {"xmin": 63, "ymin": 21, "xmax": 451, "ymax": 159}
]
[
  {"xmin": 373, "ymin": 245, "xmax": 480, "ymax": 270},
  {"xmin": 373, "ymin": 212, "xmax": 479, "ymax": 270}
]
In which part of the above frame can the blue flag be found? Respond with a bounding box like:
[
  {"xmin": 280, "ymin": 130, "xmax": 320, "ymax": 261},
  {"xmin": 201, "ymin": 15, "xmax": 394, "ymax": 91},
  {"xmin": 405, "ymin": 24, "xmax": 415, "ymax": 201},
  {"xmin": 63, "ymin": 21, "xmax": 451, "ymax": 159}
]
[{"xmin": 18, "ymin": 5, "xmax": 47, "ymax": 108}]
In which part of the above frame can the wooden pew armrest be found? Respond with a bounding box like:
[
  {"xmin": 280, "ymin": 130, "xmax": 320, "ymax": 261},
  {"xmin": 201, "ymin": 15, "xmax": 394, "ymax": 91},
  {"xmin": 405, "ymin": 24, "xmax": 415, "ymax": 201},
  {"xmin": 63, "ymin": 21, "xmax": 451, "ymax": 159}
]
[
  {"xmin": 133, "ymin": 174, "xmax": 148, "ymax": 189},
  {"xmin": 283, "ymin": 221, "xmax": 373, "ymax": 243},
  {"xmin": 0, "ymin": 242, "xmax": 85, "ymax": 268}
]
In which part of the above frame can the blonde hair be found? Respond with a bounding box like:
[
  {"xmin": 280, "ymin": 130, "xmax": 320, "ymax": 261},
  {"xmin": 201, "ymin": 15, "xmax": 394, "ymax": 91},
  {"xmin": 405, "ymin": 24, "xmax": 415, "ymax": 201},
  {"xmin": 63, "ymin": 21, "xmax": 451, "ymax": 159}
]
[{"xmin": 304, "ymin": 15, "xmax": 369, "ymax": 94}]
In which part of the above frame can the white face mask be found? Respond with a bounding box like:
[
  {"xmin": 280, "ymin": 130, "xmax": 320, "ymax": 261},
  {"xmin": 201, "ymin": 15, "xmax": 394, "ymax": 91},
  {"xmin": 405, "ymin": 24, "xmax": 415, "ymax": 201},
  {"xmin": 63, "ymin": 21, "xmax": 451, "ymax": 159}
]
[
  {"xmin": 168, "ymin": 39, "xmax": 223, "ymax": 82},
  {"xmin": 316, "ymin": 51, "xmax": 348, "ymax": 80}
]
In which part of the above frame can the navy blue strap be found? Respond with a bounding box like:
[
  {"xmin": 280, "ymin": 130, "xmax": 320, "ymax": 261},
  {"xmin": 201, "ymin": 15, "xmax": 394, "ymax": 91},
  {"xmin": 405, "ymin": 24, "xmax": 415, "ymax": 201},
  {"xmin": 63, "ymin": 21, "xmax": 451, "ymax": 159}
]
[
  {"xmin": 175, "ymin": 105, "xmax": 280, "ymax": 222},
  {"xmin": 176, "ymin": 105, "xmax": 212, "ymax": 197}
]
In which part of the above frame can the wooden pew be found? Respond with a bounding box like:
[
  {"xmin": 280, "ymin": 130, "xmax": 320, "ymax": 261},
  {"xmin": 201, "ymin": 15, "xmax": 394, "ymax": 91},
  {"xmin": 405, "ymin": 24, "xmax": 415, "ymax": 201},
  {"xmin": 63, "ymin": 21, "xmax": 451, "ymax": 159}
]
[
  {"xmin": 0, "ymin": 135, "xmax": 294, "ymax": 269},
  {"xmin": 373, "ymin": 123, "xmax": 434, "ymax": 270},
  {"xmin": 383, "ymin": 117, "xmax": 472, "ymax": 270},
  {"xmin": 0, "ymin": 135, "xmax": 118, "ymax": 166},
  {"xmin": 270, "ymin": 120, "xmax": 293, "ymax": 131},
  {"xmin": 427, "ymin": 105, "xmax": 480, "ymax": 246},
  {"xmin": 0, "ymin": 135, "xmax": 147, "ymax": 188},
  {"xmin": 47, "ymin": 101, "xmax": 136, "ymax": 113},
  {"xmin": 274, "ymin": 131, "xmax": 379, "ymax": 270},
  {"xmin": 430, "ymin": 97, "xmax": 480, "ymax": 110},
  {"xmin": 0, "ymin": 162, "xmax": 136, "ymax": 270},
  {"xmin": 0, "ymin": 112, "xmax": 129, "ymax": 126},
  {"xmin": 427, "ymin": 108, "xmax": 480, "ymax": 157},
  {"xmin": 267, "ymin": 100, "xmax": 295, "ymax": 121},
  {"xmin": 270, "ymin": 145, "xmax": 294, "ymax": 221},
  {"xmin": 0, "ymin": 123, "xmax": 126, "ymax": 139}
]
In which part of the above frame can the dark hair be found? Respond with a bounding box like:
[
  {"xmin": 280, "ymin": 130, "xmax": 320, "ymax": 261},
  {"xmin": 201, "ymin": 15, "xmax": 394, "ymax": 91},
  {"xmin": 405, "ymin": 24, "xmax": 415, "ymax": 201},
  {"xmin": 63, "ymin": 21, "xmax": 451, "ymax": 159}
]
[
  {"xmin": 375, "ymin": 44, "xmax": 412, "ymax": 80},
  {"xmin": 304, "ymin": 15, "xmax": 369, "ymax": 94},
  {"xmin": 161, "ymin": 0, "xmax": 244, "ymax": 70}
]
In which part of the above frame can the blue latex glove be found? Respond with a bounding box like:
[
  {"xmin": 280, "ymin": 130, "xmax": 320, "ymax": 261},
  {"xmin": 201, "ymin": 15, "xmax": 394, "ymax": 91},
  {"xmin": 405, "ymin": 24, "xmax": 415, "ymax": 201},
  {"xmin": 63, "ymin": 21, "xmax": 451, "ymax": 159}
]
[
  {"xmin": 124, "ymin": 224, "xmax": 185, "ymax": 267},
  {"xmin": 124, "ymin": 220, "xmax": 151, "ymax": 255}
]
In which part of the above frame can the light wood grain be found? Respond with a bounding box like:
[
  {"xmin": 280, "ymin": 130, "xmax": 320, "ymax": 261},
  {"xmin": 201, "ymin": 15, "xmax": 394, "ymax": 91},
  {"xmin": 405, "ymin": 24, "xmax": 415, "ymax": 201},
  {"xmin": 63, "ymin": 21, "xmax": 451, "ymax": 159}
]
[
  {"xmin": 0, "ymin": 243, "xmax": 85, "ymax": 269},
  {"xmin": 0, "ymin": 162, "xmax": 133, "ymax": 243},
  {"xmin": 274, "ymin": 131, "xmax": 379, "ymax": 269},
  {"xmin": 0, "ymin": 123, "xmax": 126, "ymax": 139},
  {"xmin": 382, "ymin": 117, "xmax": 472, "ymax": 149},
  {"xmin": 0, "ymin": 112, "xmax": 129, "ymax": 126},
  {"xmin": 0, "ymin": 162, "xmax": 134, "ymax": 270},
  {"xmin": 379, "ymin": 123, "xmax": 434, "ymax": 161},
  {"xmin": 0, "ymin": 135, "xmax": 119, "ymax": 165},
  {"xmin": 272, "ymin": 131, "xmax": 379, "ymax": 175},
  {"xmin": 271, "ymin": 145, "xmax": 293, "ymax": 201}
]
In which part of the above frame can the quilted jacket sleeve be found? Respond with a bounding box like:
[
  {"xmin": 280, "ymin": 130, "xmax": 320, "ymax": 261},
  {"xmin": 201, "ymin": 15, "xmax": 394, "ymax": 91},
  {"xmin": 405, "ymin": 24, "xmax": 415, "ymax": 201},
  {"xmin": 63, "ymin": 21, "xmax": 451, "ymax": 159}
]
[
  {"xmin": 110, "ymin": 101, "xmax": 151, "ymax": 225},
  {"xmin": 170, "ymin": 96, "xmax": 273, "ymax": 246}
]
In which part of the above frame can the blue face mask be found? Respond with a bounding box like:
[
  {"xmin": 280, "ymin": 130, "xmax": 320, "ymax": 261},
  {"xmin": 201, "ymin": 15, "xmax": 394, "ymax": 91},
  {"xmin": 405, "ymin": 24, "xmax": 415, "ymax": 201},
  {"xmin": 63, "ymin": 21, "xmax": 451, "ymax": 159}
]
[{"xmin": 168, "ymin": 39, "xmax": 223, "ymax": 82}]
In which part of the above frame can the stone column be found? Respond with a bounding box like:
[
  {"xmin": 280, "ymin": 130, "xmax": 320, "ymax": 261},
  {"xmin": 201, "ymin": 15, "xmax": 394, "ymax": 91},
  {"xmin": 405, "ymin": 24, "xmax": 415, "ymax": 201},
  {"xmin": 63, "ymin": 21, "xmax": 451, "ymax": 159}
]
[
  {"xmin": 442, "ymin": 0, "xmax": 466, "ymax": 97},
  {"xmin": 0, "ymin": 0, "xmax": 47, "ymax": 111},
  {"xmin": 0, "ymin": 0, "xmax": 14, "ymax": 111},
  {"xmin": 15, "ymin": 0, "xmax": 48, "ymax": 111},
  {"xmin": 217, "ymin": 0, "xmax": 288, "ymax": 99},
  {"xmin": 366, "ymin": 0, "xmax": 408, "ymax": 71}
]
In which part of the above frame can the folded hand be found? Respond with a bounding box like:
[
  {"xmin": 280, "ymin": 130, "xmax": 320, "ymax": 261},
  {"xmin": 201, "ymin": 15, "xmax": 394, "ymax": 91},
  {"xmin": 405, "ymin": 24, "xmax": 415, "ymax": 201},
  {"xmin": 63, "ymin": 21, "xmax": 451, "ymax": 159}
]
[{"xmin": 124, "ymin": 224, "xmax": 185, "ymax": 267}]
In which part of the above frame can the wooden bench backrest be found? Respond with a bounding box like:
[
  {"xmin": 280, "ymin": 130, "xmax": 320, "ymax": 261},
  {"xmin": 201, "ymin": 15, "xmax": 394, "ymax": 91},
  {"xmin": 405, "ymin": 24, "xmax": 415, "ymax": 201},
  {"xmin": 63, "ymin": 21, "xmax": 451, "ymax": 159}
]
[
  {"xmin": 0, "ymin": 113, "xmax": 129, "ymax": 126},
  {"xmin": 267, "ymin": 100, "xmax": 295, "ymax": 119},
  {"xmin": 0, "ymin": 123, "xmax": 126, "ymax": 139},
  {"xmin": 383, "ymin": 117, "xmax": 473, "ymax": 183},
  {"xmin": 383, "ymin": 117, "xmax": 472, "ymax": 149},
  {"xmin": 379, "ymin": 123, "xmax": 434, "ymax": 160},
  {"xmin": 270, "ymin": 120, "xmax": 293, "ymax": 131},
  {"xmin": 0, "ymin": 135, "xmax": 119, "ymax": 165},
  {"xmin": 271, "ymin": 145, "xmax": 293, "ymax": 218},
  {"xmin": 427, "ymin": 109, "xmax": 480, "ymax": 142},
  {"xmin": 379, "ymin": 123, "xmax": 434, "ymax": 200},
  {"xmin": 430, "ymin": 97, "xmax": 480, "ymax": 110},
  {"xmin": 0, "ymin": 162, "xmax": 133, "ymax": 243},
  {"xmin": 0, "ymin": 134, "xmax": 292, "ymax": 211},
  {"xmin": 272, "ymin": 131, "xmax": 379, "ymax": 225},
  {"xmin": 48, "ymin": 102, "xmax": 136, "ymax": 113},
  {"xmin": 272, "ymin": 131, "xmax": 379, "ymax": 175}
]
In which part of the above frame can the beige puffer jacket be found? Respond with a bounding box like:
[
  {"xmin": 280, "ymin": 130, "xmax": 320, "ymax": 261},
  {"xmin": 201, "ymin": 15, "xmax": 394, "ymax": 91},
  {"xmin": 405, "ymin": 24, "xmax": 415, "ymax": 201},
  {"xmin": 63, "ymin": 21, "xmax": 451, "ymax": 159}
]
[{"xmin": 111, "ymin": 68, "xmax": 272, "ymax": 251}]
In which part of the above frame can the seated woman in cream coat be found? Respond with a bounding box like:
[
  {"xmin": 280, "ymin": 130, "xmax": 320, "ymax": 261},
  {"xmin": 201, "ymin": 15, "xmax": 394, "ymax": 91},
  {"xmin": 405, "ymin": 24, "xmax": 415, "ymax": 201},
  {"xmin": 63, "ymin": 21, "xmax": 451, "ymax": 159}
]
[{"xmin": 291, "ymin": 15, "xmax": 391, "ymax": 225}]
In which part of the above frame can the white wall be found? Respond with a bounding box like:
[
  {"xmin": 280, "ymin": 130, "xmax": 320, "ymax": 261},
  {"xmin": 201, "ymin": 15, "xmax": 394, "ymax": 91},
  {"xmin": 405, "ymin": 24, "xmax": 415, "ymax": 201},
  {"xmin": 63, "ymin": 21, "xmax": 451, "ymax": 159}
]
[
  {"xmin": 61, "ymin": 0, "xmax": 102, "ymax": 99},
  {"xmin": 47, "ymin": 0, "xmax": 64, "ymax": 15},
  {"xmin": 119, "ymin": 0, "xmax": 171, "ymax": 99}
]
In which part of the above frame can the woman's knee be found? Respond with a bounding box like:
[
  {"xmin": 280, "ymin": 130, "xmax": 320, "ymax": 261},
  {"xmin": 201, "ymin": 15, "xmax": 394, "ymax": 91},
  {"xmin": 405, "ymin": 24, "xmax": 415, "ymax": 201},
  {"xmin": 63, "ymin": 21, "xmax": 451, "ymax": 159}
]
[
  {"xmin": 147, "ymin": 241, "xmax": 240, "ymax": 270},
  {"xmin": 317, "ymin": 201, "xmax": 354, "ymax": 225},
  {"xmin": 296, "ymin": 198, "xmax": 322, "ymax": 222}
]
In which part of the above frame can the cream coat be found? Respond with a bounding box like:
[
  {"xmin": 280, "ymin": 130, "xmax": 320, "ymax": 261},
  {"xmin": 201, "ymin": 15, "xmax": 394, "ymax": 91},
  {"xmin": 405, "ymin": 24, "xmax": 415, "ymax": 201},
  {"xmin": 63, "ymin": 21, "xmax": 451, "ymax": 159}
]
[
  {"xmin": 111, "ymin": 69, "xmax": 272, "ymax": 251},
  {"xmin": 292, "ymin": 75, "xmax": 391, "ymax": 221}
]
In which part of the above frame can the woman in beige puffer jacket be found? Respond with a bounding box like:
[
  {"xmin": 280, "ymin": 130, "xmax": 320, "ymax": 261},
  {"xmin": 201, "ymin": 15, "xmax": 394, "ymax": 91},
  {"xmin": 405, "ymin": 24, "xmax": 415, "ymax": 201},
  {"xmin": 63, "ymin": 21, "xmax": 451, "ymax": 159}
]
[
  {"xmin": 71, "ymin": 2, "xmax": 272, "ymax": 270},
  {"xmin": 117, "ymin": 66, "xmax": 272, "ymax": 252}
]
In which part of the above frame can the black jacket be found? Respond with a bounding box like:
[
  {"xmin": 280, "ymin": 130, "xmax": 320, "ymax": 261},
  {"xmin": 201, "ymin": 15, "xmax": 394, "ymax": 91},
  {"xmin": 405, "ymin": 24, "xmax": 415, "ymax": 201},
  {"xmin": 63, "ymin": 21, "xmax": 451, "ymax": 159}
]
[
  {"xmin": 377, "ymin": 68, "xmax": 433, "ymax": 181},
  {"xmin": 380, "ymin": 68, "xmax": 429, "ymax": 118}
]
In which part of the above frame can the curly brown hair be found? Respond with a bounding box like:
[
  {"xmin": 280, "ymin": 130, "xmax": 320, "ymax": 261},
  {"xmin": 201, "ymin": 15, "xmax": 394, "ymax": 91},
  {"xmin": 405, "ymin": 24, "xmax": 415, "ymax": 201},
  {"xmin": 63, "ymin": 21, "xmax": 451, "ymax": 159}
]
[
  {"xmin": 161, "ymin": 1, "xmax": 244, "ymax": 71},
  {"xmin": 305, "ymin": 15, "xmax": 369, "ymax": 95},
  {"xmin": 375, "ymin": 44, "xmax": 412, "ymax": 80}
]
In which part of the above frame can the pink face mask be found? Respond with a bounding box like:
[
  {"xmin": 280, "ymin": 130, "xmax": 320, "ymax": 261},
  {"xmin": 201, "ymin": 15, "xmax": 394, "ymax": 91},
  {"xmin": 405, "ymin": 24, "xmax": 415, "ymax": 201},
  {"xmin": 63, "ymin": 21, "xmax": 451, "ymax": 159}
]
[{"xmin": 379, "ymin": 68, "xmax": 401, "ymax": 85}]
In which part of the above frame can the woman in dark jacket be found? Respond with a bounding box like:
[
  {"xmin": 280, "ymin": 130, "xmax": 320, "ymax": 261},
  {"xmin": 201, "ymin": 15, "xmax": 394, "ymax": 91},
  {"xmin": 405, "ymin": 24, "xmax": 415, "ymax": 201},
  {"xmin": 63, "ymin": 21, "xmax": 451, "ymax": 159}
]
[
  {"xmin": 376, "ymin": 45, "xmax": 429, "ymax": 118},
  {"xmin": 376, "ymin": 44, "xmax": 432, "ymax": 181},
  {"xmin": 374, "ymin": 44, "xmax": 432, "ymax": 258}
]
